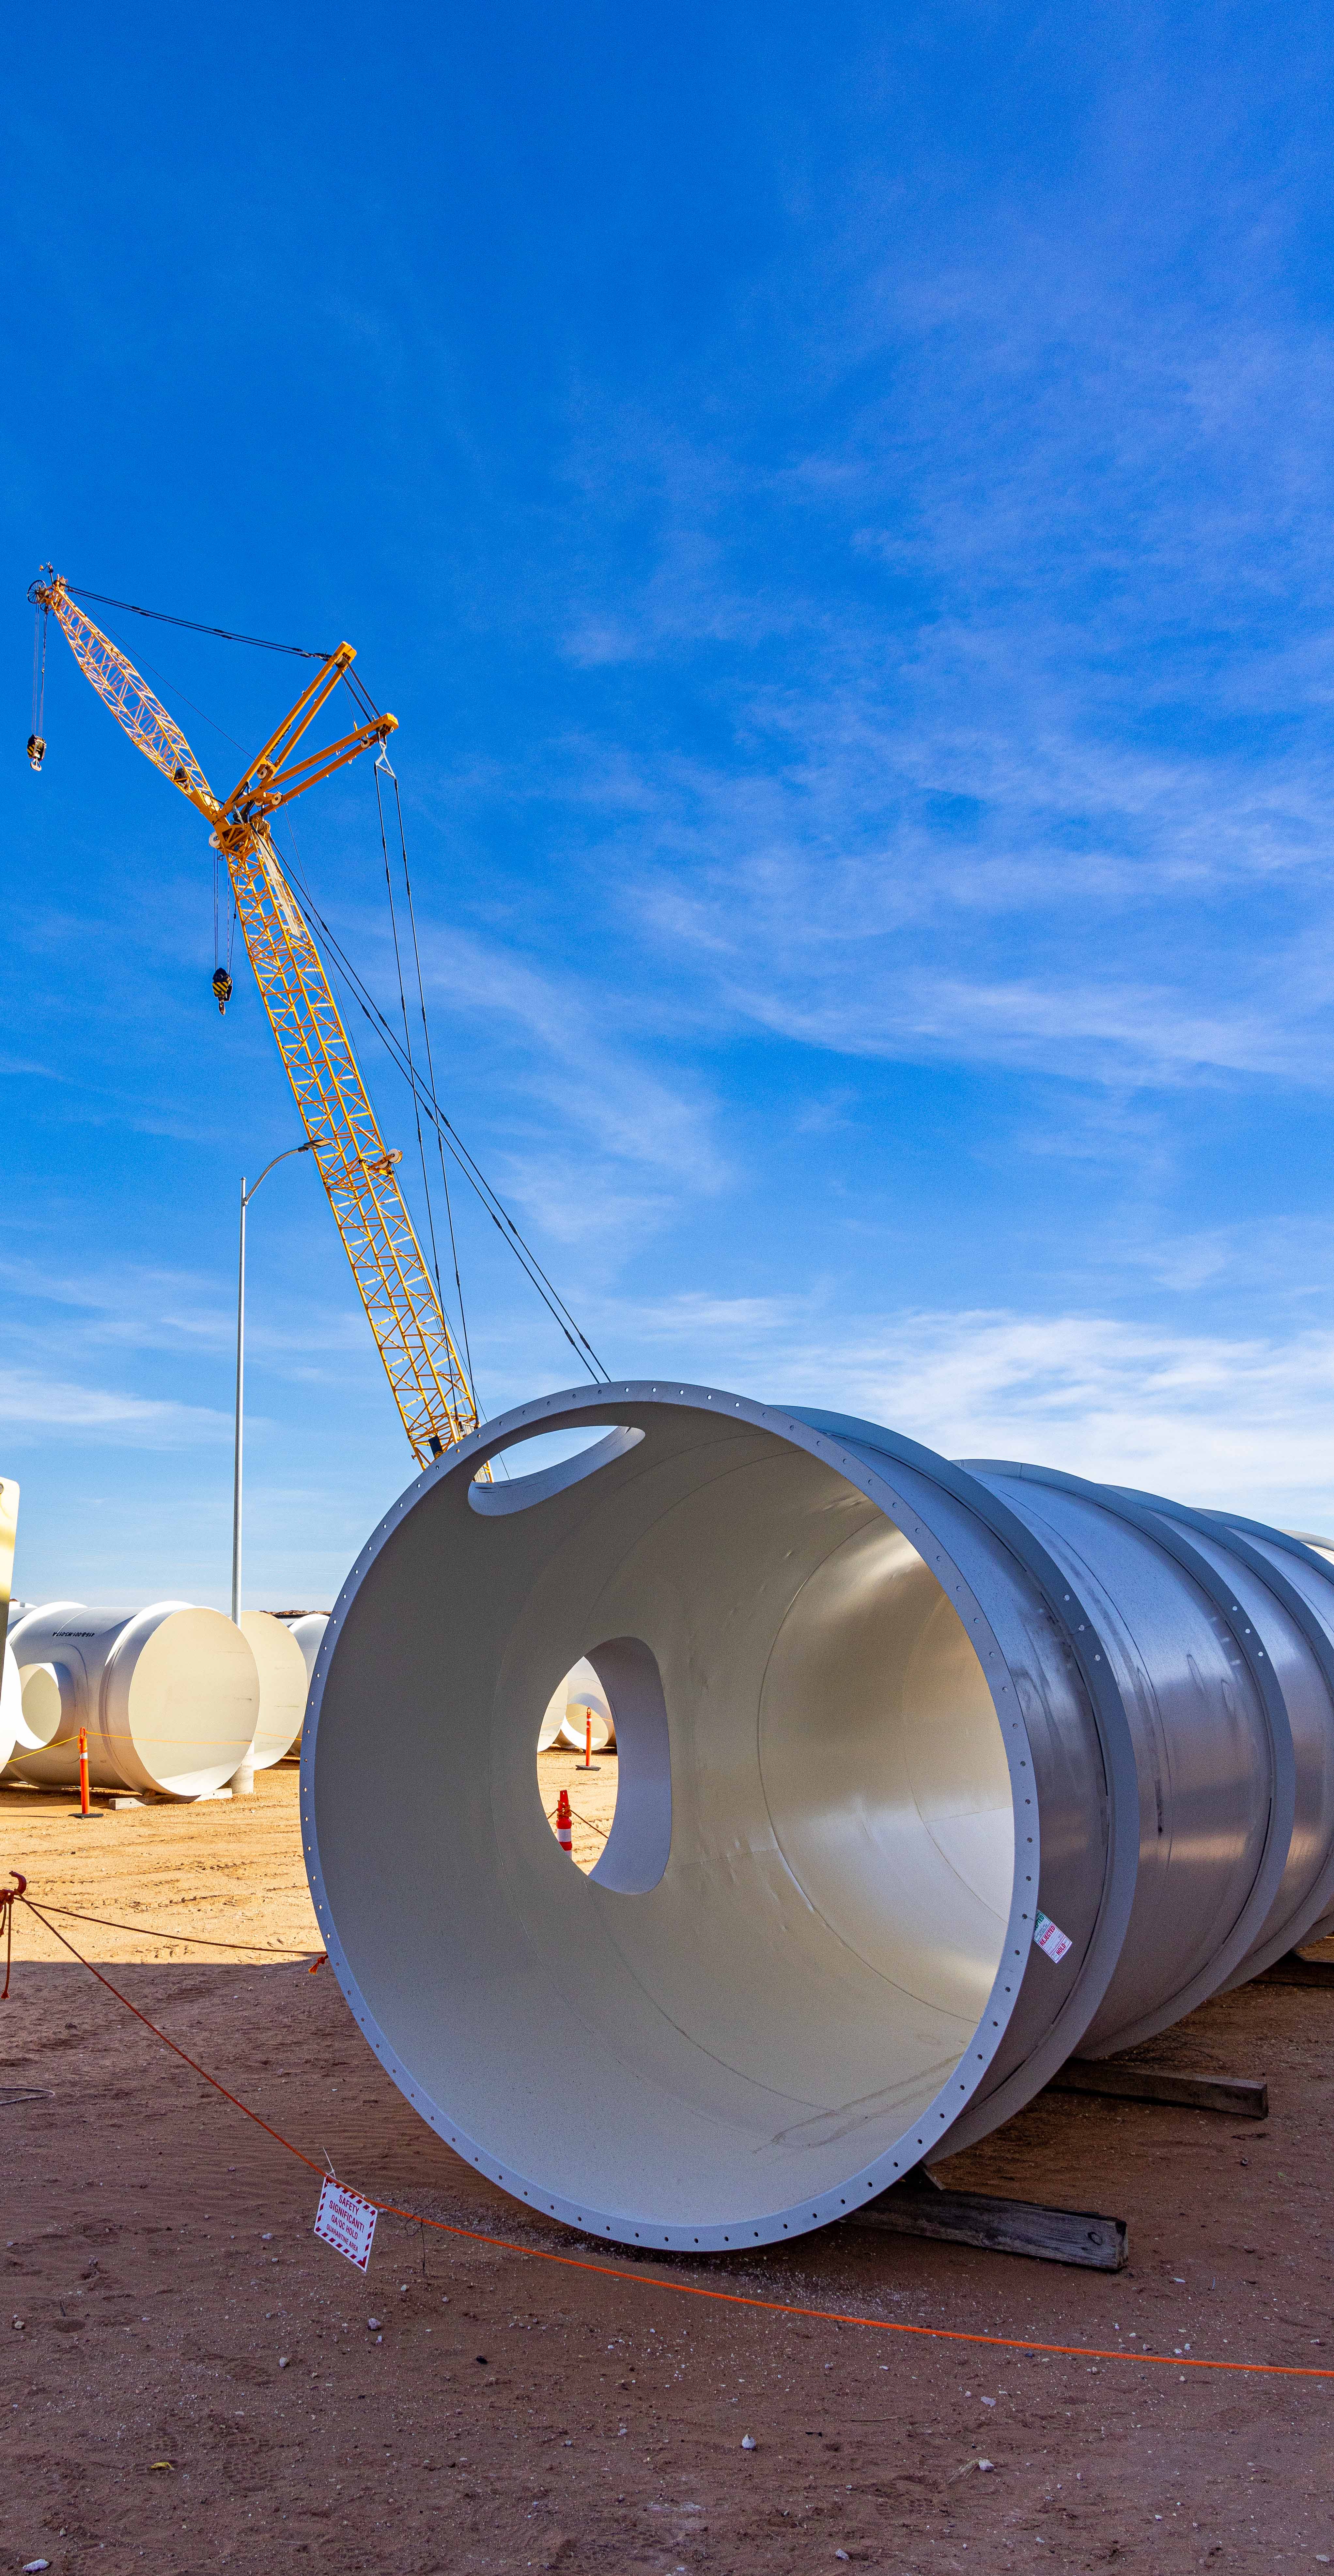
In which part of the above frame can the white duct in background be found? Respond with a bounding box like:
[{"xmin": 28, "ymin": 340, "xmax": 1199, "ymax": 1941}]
[
  {"xmin": 5, "ymin": 1602, "xmax": 85, "ymax": 1755},
  {"xmin": 284, "ymin": 1614, "xmax": 330, "ymax": 1691},
  {"xmin": 556, "ymin": 1656, "xmax": 615, "ymax": 1752},
  {"xmin": 239, "ymin": 1612, "xmax": 309, "ymax": 1769},
  {"xmin": 0, "ymin": 1641, "xmax": 21, "ymax": 1774},
  {"xmin": 6, "ymin": 1603, "xmax": 258, "ymax": 1800}
]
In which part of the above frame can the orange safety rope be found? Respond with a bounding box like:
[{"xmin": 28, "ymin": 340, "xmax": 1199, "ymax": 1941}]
[
  {"xmin": 13, "ymin": 1882, "xmax": 1334, "ymax": 2385},
  {"xmin": 546, "ymin": 1803, "xmax": 607, "ymax": 1838},
  {"xmin": 25, "ymin": 1897, "xmax": 320, "ymax": 1958}
]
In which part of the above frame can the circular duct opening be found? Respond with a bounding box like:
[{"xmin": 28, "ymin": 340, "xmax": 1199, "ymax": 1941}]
[
  {"xmin": 17, "ymin": 1660, "xmax": 68, "ymax": 1750},
  {"xmin": 110, "ymin": 1608, "xmax": 259, "ymax": 1799},
  {"xmin": 538, "ymin": 1654, "xmax": 620, "ymax": 1871},
  {"xmin": 308, "ymin": 1407, "xmax": 1019, "ymax": 2244}
]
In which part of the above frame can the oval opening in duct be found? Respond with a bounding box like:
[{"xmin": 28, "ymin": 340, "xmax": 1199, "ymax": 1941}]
[
  {"xmin": 536, "ymin": 1638, "xmax": 672, "ymax": 1894},
  {"xmin": 469, "ymin": 1424, "xmax": 644, "ymax": 1516}
]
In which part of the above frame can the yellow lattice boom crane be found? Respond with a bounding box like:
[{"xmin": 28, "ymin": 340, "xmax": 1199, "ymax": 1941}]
[{"xmin": 30, "ymin": 571, "xmax": 478, "ymax": 1467}]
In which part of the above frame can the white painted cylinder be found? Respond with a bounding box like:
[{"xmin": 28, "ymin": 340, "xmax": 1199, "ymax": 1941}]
[
  {"xmin": 6, "ymin": 1603, "xmax": 258, "ymax": 1799},
  {"xmin": 285, "ymin": 1614, "xmax": 330, "ymax": 1691},
  {"xmin": 556, "ymin": 1657, "xmax": 616, "ymax": 1752},
  {"xmin": 0, "ymin": 1641, "xmax": 21, "ymax": 1774},
  {"xmin": 5, "ymin": 1603, "xmax": 85, "ymax": 1759},
  {"xmin": 239, "ymin": 1612, "xmax": 309, "ymax": 1769}
]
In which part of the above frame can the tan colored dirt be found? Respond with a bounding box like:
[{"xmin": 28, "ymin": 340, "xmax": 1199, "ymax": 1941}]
[{"xmin": 3, "ymin": 1765, "xmax": 1332, "ymax": 2573}]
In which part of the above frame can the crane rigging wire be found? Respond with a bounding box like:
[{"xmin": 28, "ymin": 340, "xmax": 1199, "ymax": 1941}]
[
  {"xmin": 29, "ymin": 575, "xmax": 611, "ymax": 1393},
  {"xmin": 371, "ymin": 753, "xmax": 480, "ymax": 1401},
  {"xmin": 280, "ymin": 836, "xmax": 612, "ymax": 1384},
  {"xmin": 369, "ymin": 747, "xmax": 461, "ymax": 1387},
  {"xmin": 26, "ymin": 579, "xmax": 331, "ymax": 660}
]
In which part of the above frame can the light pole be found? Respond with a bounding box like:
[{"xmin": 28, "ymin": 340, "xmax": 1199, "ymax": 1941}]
[{"xmin": 231, "ymin": 1140, "xmax": 315, "ymax": 1630}]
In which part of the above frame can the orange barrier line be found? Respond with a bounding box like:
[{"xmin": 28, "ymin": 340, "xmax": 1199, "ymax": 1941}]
[
  {"xmin": 24, "ymin": 1898, "xmax": 318, "ymax": 1957},
  {"xmin": 18, "ymin": 1890, "xmax": 1334, "ymax": 2384}
]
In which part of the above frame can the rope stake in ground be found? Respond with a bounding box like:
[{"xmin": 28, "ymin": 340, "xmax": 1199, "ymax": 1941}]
[
  {"xmin": 0, "ymin": 1871, "xmax": 24, "ymax": 2001},
  {"xmin": 14, "ymin": 1882, "xmax": 1334, "ymax": 2385}
]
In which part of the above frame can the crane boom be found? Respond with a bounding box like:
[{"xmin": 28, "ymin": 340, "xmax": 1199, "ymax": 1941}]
[{"xmin": 32, "ymin": 573, "xmax": 479, "ymax": 1468}]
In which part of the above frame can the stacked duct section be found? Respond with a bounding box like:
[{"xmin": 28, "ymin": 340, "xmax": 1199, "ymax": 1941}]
[
  {"xmin": 239, "ymin": 1612, "xmax": 309, "ymax": 1770},
  {"xmin": 302, "ymin": 1384, "xmax": 1334, "ymax": 2254},
  {"xmin": 7, "ymin": 1603, "xmax": 259, "ymax": 1800}
]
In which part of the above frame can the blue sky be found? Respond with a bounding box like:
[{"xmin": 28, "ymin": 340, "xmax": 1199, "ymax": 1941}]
[{"xmin": 6, "ymin": 2, "xmax": 1334, "ymax": 1607}]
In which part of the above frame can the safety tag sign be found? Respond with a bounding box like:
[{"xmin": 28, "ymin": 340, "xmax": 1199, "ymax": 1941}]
[
  {"xmin": 1033, "ymin": 1911, "xmax": 1073, "ymax": 1964},
  {"xmin": 314, "ymin": 2175, "xmax": 378, "ymax": 2271}
]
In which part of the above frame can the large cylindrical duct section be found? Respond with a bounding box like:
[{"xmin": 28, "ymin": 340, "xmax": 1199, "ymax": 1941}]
[
  {"xmin": 302, "ymin": 1384, "xmax": 1334, "ymax": 2254},
  {"xmin": 538, "ymin": 1655, "xmax": 616, "ymax": 1752},
  {"xmin": 239, "ymin": 1611, "xmax": 309, "ymax": 1769},
  {"xmin": 7, "ymin": 1602, "xmax": 259, "ymax": 1800},
  {"xmin": 0, "ymin": 1640, "xmax": 21, "ymax": 1773},
  {"xmin": 285, "ymin": 1614, "xmax": 330, "ymax": 1693}
]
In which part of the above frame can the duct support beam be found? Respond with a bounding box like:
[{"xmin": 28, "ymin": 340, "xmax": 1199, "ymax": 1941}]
[{"xmin": 302, "ymin": 1383, "xmax": 1334, "ymax": 2255}]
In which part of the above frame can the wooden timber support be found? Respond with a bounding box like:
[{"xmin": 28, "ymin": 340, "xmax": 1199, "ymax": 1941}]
[
  {"xmin": 845, "ymin": 2165, "xmax": 1128, "ymax": 2272},
  {"xmin": 1049, "ymin": 2062, "xmax": 1268, "ymax": 2118},
  {"xmin": 1258, "ymin": 1947, "xmax": 1334, "ymax": 1989}
]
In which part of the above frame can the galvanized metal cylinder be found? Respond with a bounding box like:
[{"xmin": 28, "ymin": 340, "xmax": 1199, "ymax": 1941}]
[{"xmin": 303, "ymin": 1385, "xmax": 1334, "ymax": 2250}]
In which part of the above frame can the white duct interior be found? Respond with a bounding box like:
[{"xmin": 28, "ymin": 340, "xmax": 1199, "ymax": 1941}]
[
  {"xmin": 555, "ymin": 1655, "xmax": 615, "ymax": 1752},
  {"xmin": 0, "ymin": 1641, "xmax": 21, "ymax": 1773},
  {"xmin": 240, "ymin": 1611, "xmax": 309, "ymax": 1768},
  {"xmin": 308, "ymin": 1417, "xmax": 1018, "ymax": 2239}
]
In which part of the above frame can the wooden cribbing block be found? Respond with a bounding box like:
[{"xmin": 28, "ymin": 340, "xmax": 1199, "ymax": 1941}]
[
  {"xmin": 1050, "ymin": 2063, "xmax": 1268, "ymax": 2118},
  {"xmin": 849, "ymin": 2173, "xmax": 1128, "ymax": 2271},
  {"xmin": 1258, "ymin": 1949, "xmax": 1334, "ymax": 1989}
]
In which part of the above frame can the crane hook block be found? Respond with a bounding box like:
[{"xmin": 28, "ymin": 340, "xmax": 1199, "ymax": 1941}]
[
  {"xmin": 26, "ymin": 732, "xmax": 45, "ymax": 771},
  {"xmin": 212, "ymin": 965, "xmax": 233, "ymax": 1015}
]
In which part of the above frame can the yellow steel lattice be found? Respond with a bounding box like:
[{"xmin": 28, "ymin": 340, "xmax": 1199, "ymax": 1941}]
[{"xmin": 34, "ymin": 574, "xmax": 479, "ymax": 1468}]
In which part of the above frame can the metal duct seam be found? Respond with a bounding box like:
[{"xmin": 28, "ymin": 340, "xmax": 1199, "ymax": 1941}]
[
  {"xmin": 962, "ymin": 1464, "xmax": 1298, "ymax": 2054},
  {"xmin": 790, "ymin": 1414, "xmax": 1145, "ymax": 2155}
]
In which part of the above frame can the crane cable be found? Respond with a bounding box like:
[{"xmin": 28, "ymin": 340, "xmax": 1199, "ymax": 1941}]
[
  {"xmin": 28, "ymin": 598, "xmax": 47, "ymax": 768},
  {"xmin": 32, "ymin": 585, "xmax": 611, "ymax": 1388},
  {"xmin": 281, "ymin": 836, "xmax": 611, "ymax": 1384},
  {"xmin": 30, "ymin": 581, "xmax": 331, "ymax": 660},
  {"xmin": 373, "ymin": 749, "xmax": 480, "ymax": 1402},
  {"xmin": 369, "ymin": 743, "xmax": 473, "ymax": 1396}
]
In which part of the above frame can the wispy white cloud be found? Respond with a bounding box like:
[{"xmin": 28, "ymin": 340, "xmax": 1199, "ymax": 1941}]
[
  {"xmin": 523, "ymin": 158, "xmax": 1334, "ymax": 1104},
  {"xmin": 0, "ymin": 1366, "xmax": 229, "ymax": 1446},
  {"xmin": 611, "ymin": 1291, "xmax": 1334, "ymax": 1530}
]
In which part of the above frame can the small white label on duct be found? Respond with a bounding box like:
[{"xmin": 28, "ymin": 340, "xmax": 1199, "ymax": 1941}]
[
  {"xmin": 1033, "ymin": 1911, "xmax": 1072, "ymax": 1964},
  {"xmin": 314, "ymin": 2176, "xmax": 378, "ymax": 2270}
]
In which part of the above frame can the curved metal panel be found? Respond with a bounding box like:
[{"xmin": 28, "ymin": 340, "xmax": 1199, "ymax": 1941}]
[{"xmin": 303, "ymin": 1385, "xmax": 1334, "ymax": 2251}]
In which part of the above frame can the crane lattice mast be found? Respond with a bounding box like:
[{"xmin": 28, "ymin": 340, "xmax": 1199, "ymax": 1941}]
[{"xmin": 30, "ymin": 572, "xmax": 478, "ymax": 1468}]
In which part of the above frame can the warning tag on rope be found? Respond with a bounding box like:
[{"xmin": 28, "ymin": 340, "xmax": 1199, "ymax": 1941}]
[
  {"xmin": 314, "ymin": 2175, "xmax": 378, "ymax": 2270},
  {"xmin": 1033, "ymin": 1911, "xmax": 1073, "ymax": 1964}
]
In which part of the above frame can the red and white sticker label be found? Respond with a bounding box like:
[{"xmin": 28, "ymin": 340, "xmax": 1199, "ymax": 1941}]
[
  {"xmin": 1033, "ymin": 1911, "xmax": 1072, "ymax": 1963},
  {"xmin": 314, "ymin": 2176, "xmax": 378, "ymax": 2271}
]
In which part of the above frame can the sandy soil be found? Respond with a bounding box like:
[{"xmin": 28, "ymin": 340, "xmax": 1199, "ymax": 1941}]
[{"xmin": 3, "ymin": 1761, "xmax": 1333, "ymax": 2574}]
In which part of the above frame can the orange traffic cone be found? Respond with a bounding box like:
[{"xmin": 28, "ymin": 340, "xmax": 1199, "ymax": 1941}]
[{"xmin": 556, "ymin": 1788, "xmax": 573, "ymax": 1858}]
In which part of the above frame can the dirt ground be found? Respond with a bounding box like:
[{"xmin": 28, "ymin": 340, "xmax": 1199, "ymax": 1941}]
[{"xmin": 3, "ymin": 1757, "xmax": 1333, "ymax": 2575}]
